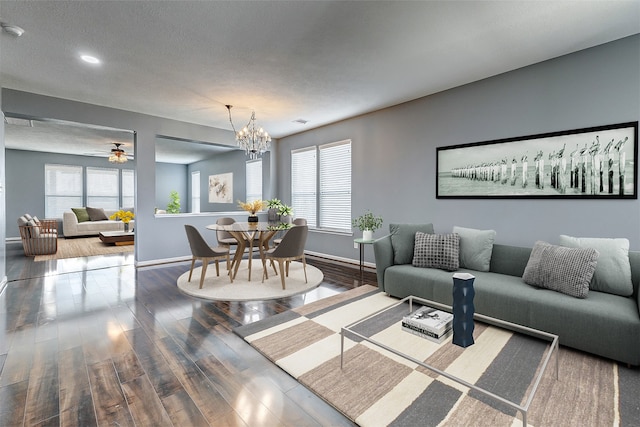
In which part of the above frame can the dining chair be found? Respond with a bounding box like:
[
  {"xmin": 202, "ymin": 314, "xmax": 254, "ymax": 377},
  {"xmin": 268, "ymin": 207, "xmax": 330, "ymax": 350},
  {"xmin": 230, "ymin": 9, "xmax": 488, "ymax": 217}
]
[
  {"xmin": 273, "ymin": 218, "xmax": 307, "ymax": 246},
  {"xmin": 185, "ymin": 225, "xmax": 231, "ymax": 288},
  {"xmin": 262, "ymin": 225, "xmax": 308, "ymax": 289}
]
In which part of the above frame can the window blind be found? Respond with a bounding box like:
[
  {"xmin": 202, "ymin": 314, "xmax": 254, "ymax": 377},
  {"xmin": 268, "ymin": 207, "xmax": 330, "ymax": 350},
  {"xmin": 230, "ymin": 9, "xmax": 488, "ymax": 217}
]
[
  {"xmin": 291, "ymin": 147, "xmax": 317, "ymax": 227},
  {"xmin": 45, "ymin": 164, "xmax": 83, "ymax": 218},
  {"xmin": 191, "ymin": 171, "xmax": 201, "ymax": 213},
  {"xmin": 246, "ymin": 160, "xmax": 262, "ymax": 202},
  {"xmin": 122, "ymin": 169, "xmax": 135, "ymax": 208},
  {"xmin": 87, "ymin": 167, "xmax": 119, "ymax": 209},
  {"xmin": 319, "ymin": 140, "xmax": 351, "ymax": 231}
]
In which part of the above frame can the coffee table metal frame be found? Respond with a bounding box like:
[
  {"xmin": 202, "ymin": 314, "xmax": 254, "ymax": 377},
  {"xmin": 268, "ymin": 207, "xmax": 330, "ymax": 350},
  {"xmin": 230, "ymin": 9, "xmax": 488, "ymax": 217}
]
[{"xmin": 340, "ymin": 295, "xmax": 559, "ymax": 426}]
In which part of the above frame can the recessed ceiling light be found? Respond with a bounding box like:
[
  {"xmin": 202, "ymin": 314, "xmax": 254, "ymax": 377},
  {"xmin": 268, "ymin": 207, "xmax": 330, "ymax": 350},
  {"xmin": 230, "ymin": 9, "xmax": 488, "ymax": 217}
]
[
  {"xmin": 293, "ymin": 119, "xmax": 309, "ymax": 125},
  {"xmin": 80, "ymin": 54, "xmax": 101, "ymax": 65}
]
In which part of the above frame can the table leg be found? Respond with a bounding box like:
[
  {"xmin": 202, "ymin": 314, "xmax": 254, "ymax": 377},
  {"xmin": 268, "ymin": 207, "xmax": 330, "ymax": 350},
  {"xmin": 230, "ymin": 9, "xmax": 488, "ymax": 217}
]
[
  {"xmin": 359, "ymin": 242, "xmax": 364, "ymax": 283},
  {"xmin": 228, "ymin": 231, "xmax": 246, "ymax": 280},
  {"xmin": 246, "ymin": 231, "xmax": 256, "ymax": 281}
]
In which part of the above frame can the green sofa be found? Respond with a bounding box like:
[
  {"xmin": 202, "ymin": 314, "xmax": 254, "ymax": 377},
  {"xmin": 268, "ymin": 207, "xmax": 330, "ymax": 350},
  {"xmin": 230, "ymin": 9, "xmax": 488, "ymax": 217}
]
[{"xmin": 373, "ymin": 231, "xmax": 640, "ymax": 366}]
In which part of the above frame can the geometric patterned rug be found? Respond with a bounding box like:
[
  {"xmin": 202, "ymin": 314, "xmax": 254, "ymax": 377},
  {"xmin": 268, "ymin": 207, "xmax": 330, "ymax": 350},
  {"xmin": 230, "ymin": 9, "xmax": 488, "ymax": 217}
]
[{"xmin": 235, "ymin": 285, "xmax": 640, "ymax": 426}]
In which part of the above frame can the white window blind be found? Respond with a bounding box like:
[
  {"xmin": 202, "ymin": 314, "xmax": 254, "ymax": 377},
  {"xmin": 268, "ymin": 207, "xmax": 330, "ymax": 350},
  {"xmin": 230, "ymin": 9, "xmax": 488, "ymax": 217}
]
[
  {"xmin": 319, "ymin": 140, "xmax": 351, "ymax": 231},
  {"xmin": 246, "ymin": 160, "xmax": 262, "ymax": 202},
  {"xmin": 122, "ymin": 169, "xmax": 135, "ymax": 209},
  {"xmin": 87, "ymin": 167, "xmax": 119, "ymax": 209},
  {"xmin": 191, "ymin": 171, "xmax": 201, "ymax": 213},
  {"xmin": 291, "ymin": 147, "xmax": 317, "ymax": 227},
  {"xmin": 45, "ymin": 164, "xmax": 83, "ymax": 218}
]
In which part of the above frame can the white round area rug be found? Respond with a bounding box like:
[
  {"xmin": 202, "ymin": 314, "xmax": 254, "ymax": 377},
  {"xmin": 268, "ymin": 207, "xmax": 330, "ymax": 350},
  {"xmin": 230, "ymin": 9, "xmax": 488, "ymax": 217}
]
[{"xmin": 177, "ymin": 259, "xmax": 324, "ymax": 301}]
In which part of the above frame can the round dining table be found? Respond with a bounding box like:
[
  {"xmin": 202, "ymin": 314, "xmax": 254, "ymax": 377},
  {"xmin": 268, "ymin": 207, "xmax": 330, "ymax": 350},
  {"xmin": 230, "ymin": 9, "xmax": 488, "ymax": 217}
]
[{"xmin": 206, "ymin": 222, "xmax": 291, "ymax": 281}]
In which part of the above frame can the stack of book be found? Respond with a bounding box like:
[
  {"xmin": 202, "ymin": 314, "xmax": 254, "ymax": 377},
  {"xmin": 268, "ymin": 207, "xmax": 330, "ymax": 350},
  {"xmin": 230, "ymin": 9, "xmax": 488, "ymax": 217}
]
[{"xmin": 402, "ymin": 306, "xmax": 453, "ymax": 343}]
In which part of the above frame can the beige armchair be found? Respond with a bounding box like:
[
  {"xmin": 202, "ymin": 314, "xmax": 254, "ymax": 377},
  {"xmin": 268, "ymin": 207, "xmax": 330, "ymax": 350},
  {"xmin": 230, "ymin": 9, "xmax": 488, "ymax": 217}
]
[{"xmin": 17, "ymin": 214, "xmax": 58, "ymax": 256}]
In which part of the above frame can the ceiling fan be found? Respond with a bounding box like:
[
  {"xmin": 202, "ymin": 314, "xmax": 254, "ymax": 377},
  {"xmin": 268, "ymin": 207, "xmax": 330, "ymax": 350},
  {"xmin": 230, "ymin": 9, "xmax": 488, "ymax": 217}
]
[{"xmin": 109, "ymin": 143, "xmax": 128, "ymax": 163}]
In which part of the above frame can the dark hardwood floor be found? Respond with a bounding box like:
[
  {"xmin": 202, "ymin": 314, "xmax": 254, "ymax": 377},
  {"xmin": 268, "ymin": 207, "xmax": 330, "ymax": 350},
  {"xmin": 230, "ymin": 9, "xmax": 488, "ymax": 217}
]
[{"xmin": 0, "ymin": 241, "xmax": 378, "ymax": 426}]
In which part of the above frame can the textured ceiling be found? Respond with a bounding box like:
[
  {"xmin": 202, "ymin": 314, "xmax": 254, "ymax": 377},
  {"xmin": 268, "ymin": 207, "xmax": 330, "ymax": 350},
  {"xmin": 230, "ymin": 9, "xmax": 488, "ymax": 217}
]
[{"xmin": 1, "ymin": 1, "xmax": 639, "ymax": 159}]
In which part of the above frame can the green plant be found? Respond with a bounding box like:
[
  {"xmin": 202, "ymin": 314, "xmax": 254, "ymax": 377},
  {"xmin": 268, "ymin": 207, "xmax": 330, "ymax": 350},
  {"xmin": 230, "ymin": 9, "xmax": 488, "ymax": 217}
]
[
  {"xmin": 278, "ymin": 204, "xmax": 293, "ymax": 217},
  {"xmin": 352, "ymin": 210, "xmax": 383, "ymax": 231},
  {"xmin": 167, "ymin": 190, "xmax": 181, "ymax": 214},
  {"xmin": 266, "ymin": 198, "xmax": 283, "ymax": 209}
]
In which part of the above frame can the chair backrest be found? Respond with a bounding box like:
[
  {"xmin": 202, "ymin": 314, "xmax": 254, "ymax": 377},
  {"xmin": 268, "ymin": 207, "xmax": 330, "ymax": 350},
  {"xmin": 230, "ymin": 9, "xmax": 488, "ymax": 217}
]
[
  {"xmin": 272, "ymin": 225, "xmax": 308, "ymax": 258},
  {"xmin": 292, "ymin": 218, "xmax": 307, "ymax": 226},
  {"xmin": 185, "ymin": 225, "xmax": 218, "ymax": 257},
  {"xmin": 216, "ymin": 217, "xmax": 236, "ymax": 242}
]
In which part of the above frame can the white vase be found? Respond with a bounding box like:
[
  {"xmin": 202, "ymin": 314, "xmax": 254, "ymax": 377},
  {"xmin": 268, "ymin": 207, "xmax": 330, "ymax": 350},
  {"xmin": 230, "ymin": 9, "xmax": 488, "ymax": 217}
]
[{"xmin": 363, "ymin": 230, "xmax": 373, "ymax": 241}]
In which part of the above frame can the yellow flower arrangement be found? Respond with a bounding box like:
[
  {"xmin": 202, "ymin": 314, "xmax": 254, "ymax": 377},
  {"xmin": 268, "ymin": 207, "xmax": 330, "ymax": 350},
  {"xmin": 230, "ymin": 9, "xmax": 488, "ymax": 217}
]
[
  {"xmin": 110, "ymin": 210, "xmax": 135, "ymax": 224},
  {"xmin": 238, "ymin": 199, "xmax": 265, "ymax": 215}
]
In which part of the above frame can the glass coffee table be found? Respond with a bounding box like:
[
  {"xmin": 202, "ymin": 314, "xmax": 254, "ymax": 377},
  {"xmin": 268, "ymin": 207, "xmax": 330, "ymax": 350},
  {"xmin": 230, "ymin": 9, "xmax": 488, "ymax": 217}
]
[{"xmin": 340, "ymin": 295, "xmax": 559, "ymax": 426}]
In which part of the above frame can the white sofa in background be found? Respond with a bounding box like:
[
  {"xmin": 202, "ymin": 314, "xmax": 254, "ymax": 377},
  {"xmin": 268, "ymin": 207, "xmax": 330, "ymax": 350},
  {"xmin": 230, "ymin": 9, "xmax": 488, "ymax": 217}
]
[{"xmin": 63, "ymin": 208, "xmax": 135, "ymax": 237}]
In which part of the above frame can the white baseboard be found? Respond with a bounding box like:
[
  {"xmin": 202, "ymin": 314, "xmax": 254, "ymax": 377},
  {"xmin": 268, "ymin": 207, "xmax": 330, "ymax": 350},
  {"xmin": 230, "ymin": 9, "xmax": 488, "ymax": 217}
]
[
  {"xmin": 304, "ymin": 250, "xmax": 376, "ymax": 269},
  {"xmin": 135, "ymin": 255, "xmax": 191, "ymax": 269}
]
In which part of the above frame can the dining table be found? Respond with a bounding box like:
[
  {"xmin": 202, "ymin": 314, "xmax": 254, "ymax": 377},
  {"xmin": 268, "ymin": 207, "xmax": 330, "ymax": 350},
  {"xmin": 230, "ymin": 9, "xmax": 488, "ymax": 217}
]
[{"xmin": 206, "ymin": 221, "xmax": 291, "ymax": 281}]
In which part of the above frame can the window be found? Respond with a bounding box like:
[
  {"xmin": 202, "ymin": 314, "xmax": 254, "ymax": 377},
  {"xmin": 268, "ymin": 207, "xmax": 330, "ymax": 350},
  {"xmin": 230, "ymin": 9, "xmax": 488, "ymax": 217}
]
[
  {"xmin": 291, "ymin": 147, "xmax": 317, "ymax": 227},
  {"xmin": 246, "ymin": 160, "xmax": 262, "ymax": 202},
  {"xmin": 122, "ymin": 169, "xmax": 135, "ymax": 208},
  {"xmin": 87, "ymin": 167, "xmax": 119, "ymax": 209},
  {"xmin": 191, "ymin": 171, "xmax": 200, "ymax": 213},
  {"xmin": 291, "ymin": 141, "xmax": 352, "ymax": 232},
  {"xmin": 319, "ymin": 140, "xmax": 351, "ymax": 231},
  {"xmin": 45, "ymin": 164, "xmax": 83, "ymax": 218}
]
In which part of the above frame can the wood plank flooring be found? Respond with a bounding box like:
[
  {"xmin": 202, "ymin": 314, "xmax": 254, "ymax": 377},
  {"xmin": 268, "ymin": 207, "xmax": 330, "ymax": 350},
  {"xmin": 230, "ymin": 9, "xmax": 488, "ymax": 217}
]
[{"xmin": 0, "ymin": 242, "xmax": 378, "ymax": 426}]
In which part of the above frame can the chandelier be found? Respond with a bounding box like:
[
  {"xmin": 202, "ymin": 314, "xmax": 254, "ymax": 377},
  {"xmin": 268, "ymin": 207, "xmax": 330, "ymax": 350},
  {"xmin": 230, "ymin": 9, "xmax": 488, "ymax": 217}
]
[
  {"xmin": 226, "ymin": 105, "xmax": 271, "ymax": 160},
  {"xmin": 108, "ymin": 143, "xmax": 128, "ymax": 163}
]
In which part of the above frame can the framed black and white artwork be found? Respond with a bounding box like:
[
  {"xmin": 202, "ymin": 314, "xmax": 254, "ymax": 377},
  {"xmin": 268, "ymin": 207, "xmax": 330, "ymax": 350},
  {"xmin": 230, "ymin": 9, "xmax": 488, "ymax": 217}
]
[{"xmin": 436, "ymin": 122, "xmax": 638, "ymax": 199}]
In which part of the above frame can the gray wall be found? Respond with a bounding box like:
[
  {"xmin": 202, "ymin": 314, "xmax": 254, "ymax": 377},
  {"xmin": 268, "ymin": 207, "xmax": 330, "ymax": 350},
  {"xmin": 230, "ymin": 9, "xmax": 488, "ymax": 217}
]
[
  {"xmin": 278, "ymin": 35, "xmax": 640, "ymax": 262},
  {"xmin": 0, "ymin": 95, "xmax": 5, "ymax": 287},
  {"xmin": 187, "ymin": 150, "xmax": 272, "ymax": 212},
  {"xmin": 155, "ymin": 162, "xmax": 187, "ymax": 212},
  {"xmin": 2, "ymin": 89, "xmax": 239, "ymax": 263},
  {"xmin": 6, "ymin": 149, "xmax": 136, "ymax": 237}
]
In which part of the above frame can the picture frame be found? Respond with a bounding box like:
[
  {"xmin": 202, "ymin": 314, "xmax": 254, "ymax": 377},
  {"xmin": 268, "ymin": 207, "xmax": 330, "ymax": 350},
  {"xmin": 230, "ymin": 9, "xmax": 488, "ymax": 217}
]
[
  {"xmin": 209, "ymin": 172, "xmax": 233, "ymax": 203},
  {"xmin": 436, "ymin": 122, "xmax": 638, "ymax": 199}
]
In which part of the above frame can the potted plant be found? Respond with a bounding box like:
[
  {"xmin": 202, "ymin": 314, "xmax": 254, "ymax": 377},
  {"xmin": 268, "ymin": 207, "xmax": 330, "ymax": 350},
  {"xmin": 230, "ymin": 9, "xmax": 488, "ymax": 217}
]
[
  {"xmin": 238, "ymin": 199, "xmax": 266, "ymax": 222},
  {"xmin": 278, "ymin": 204, "xmax": 293, "ymax": 224},
  {"xmin": 352, "ymin": 210, "xmax": 383, "ymax": 241},
  {"xmin": 266, "ymin": 198, "xmax": 283, "ymax": 221},
  {"xmin": 166, "ymin": 190, "xmax": 181, "ymax": 214}
]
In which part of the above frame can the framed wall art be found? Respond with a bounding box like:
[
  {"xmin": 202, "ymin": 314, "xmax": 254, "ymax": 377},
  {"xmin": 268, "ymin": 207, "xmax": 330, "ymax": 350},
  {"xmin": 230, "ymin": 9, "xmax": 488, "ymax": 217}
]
[
  {"xmin": 436, "ymin": 121, "xmax": 638, "ymax": 199},
  {"xmin": 209, "ymin": 172, "xmax": 233, "ymax": 203}
]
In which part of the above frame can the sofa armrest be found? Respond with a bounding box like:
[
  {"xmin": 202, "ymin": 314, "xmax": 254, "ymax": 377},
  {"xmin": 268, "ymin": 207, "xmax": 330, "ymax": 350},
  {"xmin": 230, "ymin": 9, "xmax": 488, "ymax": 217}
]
[
  {"xmin": 373, "ymin": 234, "xmax": 394, "ymax": 292},
  {"xmin": 62, "ymin": 211, "xmax": 79, "ymax": 236}
]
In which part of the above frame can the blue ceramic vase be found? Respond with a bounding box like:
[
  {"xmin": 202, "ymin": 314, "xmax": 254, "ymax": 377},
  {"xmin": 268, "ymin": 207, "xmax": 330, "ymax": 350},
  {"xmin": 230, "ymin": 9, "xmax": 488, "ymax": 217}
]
[{"xmin": 452, "ymin": 272, "xmax": 475, "ymax": 348}]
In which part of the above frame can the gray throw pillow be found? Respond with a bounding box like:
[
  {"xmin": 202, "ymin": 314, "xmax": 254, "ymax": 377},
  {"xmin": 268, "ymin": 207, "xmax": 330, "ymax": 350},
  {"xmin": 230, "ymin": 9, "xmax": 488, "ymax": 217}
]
[
  {"xmin": 27, "ymin": 219, "xmax": 40, "ymax": 237},
  {"xmin": 558, "ymin": 235, "xmax": 633, "ymax": 297},
  {"xmin": 86, "ymin": 206, "xmax": 109, "ymax": 221},
  {"xmin": 453, "ymin": 226, "xmax": 496, "ymax": 272},
  {"xmin": 523, "ymin": 241, "xmax": 599, "ymax": 299},
  {"xmin": 412, "ymin": 232, "xmax": 460, "ymax": 271},
  {"xmin": 390, "ymin": 223, "xmax": 435, "ymax": 265},
  {"xmin": 72, "ymin": 207, "xmax": 90, "ymax": 223}
]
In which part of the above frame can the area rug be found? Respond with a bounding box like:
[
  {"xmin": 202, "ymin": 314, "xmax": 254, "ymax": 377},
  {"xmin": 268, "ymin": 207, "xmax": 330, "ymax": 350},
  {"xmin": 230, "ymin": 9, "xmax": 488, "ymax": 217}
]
[
  {"xmin": 34, "ymin": 237, "xmax": 134, "ymax": 261},
  {"xmin": 176, "ymin": 260, "xmax": 324, "ymax": 301},
  {"xmin": 234, "ymin": 285, "xmax": 640, "ymax": 427}
]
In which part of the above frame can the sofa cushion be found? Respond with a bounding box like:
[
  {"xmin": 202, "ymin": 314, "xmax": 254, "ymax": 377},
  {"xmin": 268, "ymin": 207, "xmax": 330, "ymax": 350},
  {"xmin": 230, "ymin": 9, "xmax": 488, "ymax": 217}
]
[
  {"xmin": 412, "ymin": 232, "xmax": 459, "ymax": 271},
  {"xmin": 559, "ymin": 235, "xmax": 633, "ymax": 297},
  {"xmin": 72, "ymin": 207, "xmax": 90, "ymax": 223},
  {"xmin": 453, "ymin": 226, "xmax": 496, "ymax": 272},
  {"xmin": 390, "ymin": 223, "xmax": 434, "ymax": 265},
  {"xmin": 523, "ymin": 241, "xmax": 598, "ymax": 298},
  {"xmin": 86, "ymin": 206, "xmax": 109, "ymax": 221}
]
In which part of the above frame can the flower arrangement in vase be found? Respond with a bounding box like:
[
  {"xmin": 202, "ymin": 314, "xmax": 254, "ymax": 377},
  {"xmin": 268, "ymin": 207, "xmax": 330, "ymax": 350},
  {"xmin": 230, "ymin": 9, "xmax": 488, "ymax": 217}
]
[
  {"xmin": 238, "ymin": 199, "xmax": 266, "ymax": 222},
  {"xmin": 352, "ymin": 210, "xmax": 383, "ymax": 241},
  {"xmin": 266, "ymin": 198, "xmax": 283, "ymax": 221},
  {"xmin": 110, "ymin": 210, "xmax": 135, "ymax": 232}
]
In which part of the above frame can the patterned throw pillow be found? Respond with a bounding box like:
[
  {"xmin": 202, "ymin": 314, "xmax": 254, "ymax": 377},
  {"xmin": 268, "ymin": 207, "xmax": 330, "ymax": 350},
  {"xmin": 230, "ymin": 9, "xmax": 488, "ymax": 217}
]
[
  {"xmin": 412, "ymin": 232, "xmax": 460, "ymax": 271},
  {"xmin": 523, "ymin": 241, "xmax": 599, "ymax": 299}
]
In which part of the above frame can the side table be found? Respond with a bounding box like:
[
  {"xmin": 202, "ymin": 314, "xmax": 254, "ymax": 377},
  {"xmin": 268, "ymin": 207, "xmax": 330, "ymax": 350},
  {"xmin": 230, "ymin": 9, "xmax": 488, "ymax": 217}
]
[{"xmin": 354, "ymin": 238, "xmax": 375, "ymax": 283}]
